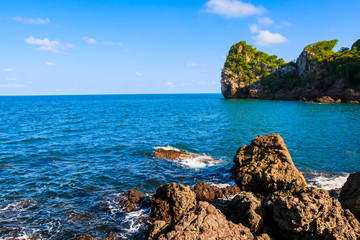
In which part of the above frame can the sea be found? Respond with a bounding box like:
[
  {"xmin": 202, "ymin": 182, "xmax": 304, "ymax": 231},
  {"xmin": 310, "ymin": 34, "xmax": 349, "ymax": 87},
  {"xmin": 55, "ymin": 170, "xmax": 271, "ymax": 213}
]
[{"xmin": 0, "ymin": 94, "xmax": 359, "ymax": 239}]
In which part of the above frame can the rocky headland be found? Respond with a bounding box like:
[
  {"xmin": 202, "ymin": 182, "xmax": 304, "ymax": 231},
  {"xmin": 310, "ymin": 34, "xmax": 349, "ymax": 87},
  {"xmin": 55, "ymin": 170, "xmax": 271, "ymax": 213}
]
[
  {"xmin": 221, "ymin": 39, "xmax": 360, "ymax": 103},
  {"xmin": 78, "ymin": 134, "xmax": 360, "ymax": 239}
]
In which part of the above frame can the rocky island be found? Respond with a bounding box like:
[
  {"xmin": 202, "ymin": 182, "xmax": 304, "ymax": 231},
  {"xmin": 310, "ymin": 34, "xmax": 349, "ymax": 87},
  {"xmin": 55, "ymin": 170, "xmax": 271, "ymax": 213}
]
[
  {"xmin": 221, "ymin": 39, "xmax": 360, "ymax": 103},
  {"xmin": 78, "ymin": 134, "xmax": 360, "ymax": 240}
]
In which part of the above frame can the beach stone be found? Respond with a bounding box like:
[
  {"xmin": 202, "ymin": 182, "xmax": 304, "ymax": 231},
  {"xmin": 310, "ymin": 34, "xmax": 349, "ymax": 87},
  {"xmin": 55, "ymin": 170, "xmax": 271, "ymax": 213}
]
[
  {"xmin": 225, "ymin": 192, "xmax": 264, "ymax": 234},
  {"xmin": 231, "ymin": 133, "xmax": 307, "ymax": 195},
  {"xmin": 153, "ymin": 148, "xmax": 200, "ymax": 160},
  {"xmin": 265, "ymin": 187, "xmax": 360, "ymax": 239},
  {"xmin": 151, "ymin": 182, "xmax": 197, "ymax": 223},
  {"xmin": 116, "ymin": 189, "xmax": 149, "ymax": 212},
  {"xmin": 340, "ymin": 171, "xmax": 360, "ymax": 219},
  {"xmin": 154, "ymin": 201, "xmax": 254, "ymax": 240},
  {"xmin": 192, "ymin": 182, "xmax": 240, "ymax": 201}
]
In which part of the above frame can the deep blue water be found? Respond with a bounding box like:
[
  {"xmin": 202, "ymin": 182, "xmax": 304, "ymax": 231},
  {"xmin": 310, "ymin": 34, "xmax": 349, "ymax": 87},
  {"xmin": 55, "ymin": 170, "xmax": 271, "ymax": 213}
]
[{"xmin": 0, "ymin": 94, "xmax": 359, "ymax": 239}]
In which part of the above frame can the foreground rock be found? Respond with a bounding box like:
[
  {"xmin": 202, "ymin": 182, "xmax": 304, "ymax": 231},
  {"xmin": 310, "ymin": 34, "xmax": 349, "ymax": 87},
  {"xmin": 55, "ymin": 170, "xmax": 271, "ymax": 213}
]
[
  {"xmin": 340, "ymin": 171, "xmax": 360, "ymax": 219},
  {"xmin": 225, "ymin": 192, "xmax": 264, "ymax": 234},
  {"xmin": 231, "ymin": 133, "xmax": 307, "ymax": 196},
  {"xmin": 192, "ymin": 182, "xmax": 240, "ymax": 201},
  {"xmin": 150, "ymin": 182, "xmax": 196, "ymax": 223},
  {"xmin": 265, "ymin": 187, "xmax": 360, "ymax": 239},
  {"xmin": 116, "ymin": 189, "xmax": 149, "ymax": 212},
  {"xmin": 150, "ymin": 201, "xmax": 254, "ymax": 240}
]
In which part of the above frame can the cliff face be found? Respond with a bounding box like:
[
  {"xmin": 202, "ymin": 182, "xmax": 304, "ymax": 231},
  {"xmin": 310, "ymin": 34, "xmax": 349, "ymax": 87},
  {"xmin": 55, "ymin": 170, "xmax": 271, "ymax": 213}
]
[{"xmin": 221, "ymin": 40, "xmax": 360, "ymax": 103}]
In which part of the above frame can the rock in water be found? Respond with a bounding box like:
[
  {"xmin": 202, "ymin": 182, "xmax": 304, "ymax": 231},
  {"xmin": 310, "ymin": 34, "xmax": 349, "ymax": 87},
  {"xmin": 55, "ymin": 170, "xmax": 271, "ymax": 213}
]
[
  {"xmin": 340, "ymin": 171, "xmax": 360, "ymax": 219},
  {"xmin": 153, "ymin": 148, "xmax": 201, "ymax": 160},
  {"xmin": 154, "ymin": 201, "xmax": 254, "ymax": 240},
  {"xmin": 231, "ymin": 133, "xmax": 307, "ymax": 195},
  {"xmin": 192, "ymin": 182, "xmax": 240, "ymax": 201},
  {"xmin": 116, "ymin": 189, "xmax": 149, "ymax": 212},
  {"xmin": 265, "ymin": 187, "xmax": 360, "ymax": 239},
  {"xmin": 150, "ymin": 182, "xmax": 197, "ymax": 223},
  {"xmin": 225, "ymin": 192, "xmax": 265, "ymax": 234}
]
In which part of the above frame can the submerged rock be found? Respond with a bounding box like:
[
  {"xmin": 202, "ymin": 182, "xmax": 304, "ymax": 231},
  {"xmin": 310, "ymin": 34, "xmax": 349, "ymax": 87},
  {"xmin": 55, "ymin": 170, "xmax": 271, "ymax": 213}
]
[
  {"xmin": 116, "ymin": 189, "xmax": 149, "ymax": 212},
  {"xmin": 231, "ymin": 133, "xmax": 307, "ymax": 195},
  {"xmin": 340, "ymin": 171, "xmax": 360, "ymax": 219},
  {"xmin": 265, "ymin": 187, "xmax": 360, "ymax": 239},
  {"xmin": 153, "ymin": 201, "xmax": 254, "ymax": 240},
  {"xmin": 225, "ymin": 192, "xmax": 264, "ymax": 234},
  {"xmin": 192, "ymin": 182, "xmax": 240, "ymax": 201},
  {"xmin": 150, "ymin": 182, "xmax": 197, "ymax": 223},
  {"xmin": 153, "ymin": 148, "xmax": 201, "ymax": 160}
]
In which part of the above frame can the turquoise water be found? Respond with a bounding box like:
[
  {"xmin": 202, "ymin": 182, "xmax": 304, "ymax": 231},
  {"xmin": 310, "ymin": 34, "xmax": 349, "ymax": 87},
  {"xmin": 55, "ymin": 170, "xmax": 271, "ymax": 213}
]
[{"xmin": 0, "ymin": 94, "xmax": 359, "ymax": 239}]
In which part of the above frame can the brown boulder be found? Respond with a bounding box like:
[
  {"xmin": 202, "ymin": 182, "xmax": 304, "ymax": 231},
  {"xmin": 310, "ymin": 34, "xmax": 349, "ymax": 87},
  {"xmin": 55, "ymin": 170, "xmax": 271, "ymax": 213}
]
[
  {"xmin": 76, "ymin": 232, "xmax": 114, "ymax": 240},
  {"xmin": 340, "ymin": 171, "xmax": 360, "ymax": 219},
  {"xmin": 225, "ymin": 192, "xmax": 264, "ymax": 234},
  {"xmin": 116, "ymin": 189, "xmax": 149, "ymax": 212},
  {"xmin": 151, "ymin": 183, "xmax": 197, "ymax": 223},
  {"xmin": 153, "ymin": 148, "xmax": 200, "ymax": 160},
  {"xmin": 154, "ymin": 201, "xmax": 254, "ymax": 240},
  {"xmin": 255, "ymin": 233, "xmax": 271, "ymax": 240},
  {"xmin": 315, "ymin": 96, "xmax": 334, "ymax": 103},
  {"xmin": 265, "ymin": 187, "xmax": 360, "ymax": 239},
  {"xmin": 192, "ymin": 182, "xmax": 240, "ymax": 201},
  {"xmin": 231, "ymin": 133, "xmax": 307, "ymax": 195}
]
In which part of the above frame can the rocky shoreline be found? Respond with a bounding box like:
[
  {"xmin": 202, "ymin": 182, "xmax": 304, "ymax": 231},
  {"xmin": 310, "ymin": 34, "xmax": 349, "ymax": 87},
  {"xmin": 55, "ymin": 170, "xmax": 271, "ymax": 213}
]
[{"xmin": 78, "ymin": 134, "xmax": 360, "ymax": 240}]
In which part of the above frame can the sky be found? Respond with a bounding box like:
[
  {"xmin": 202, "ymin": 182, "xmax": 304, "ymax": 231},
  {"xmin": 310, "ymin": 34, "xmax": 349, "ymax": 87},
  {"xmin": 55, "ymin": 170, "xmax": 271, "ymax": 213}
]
[{"xmin": 0, "ymin": 0, "xmax": 359, "ymax": 95}]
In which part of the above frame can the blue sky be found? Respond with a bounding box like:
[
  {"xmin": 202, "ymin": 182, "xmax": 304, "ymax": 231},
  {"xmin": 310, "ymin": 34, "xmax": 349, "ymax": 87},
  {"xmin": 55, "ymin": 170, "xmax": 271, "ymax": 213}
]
[{"xmin": 0, "ymin": 0, "xmax": 359, "ymax": 95}]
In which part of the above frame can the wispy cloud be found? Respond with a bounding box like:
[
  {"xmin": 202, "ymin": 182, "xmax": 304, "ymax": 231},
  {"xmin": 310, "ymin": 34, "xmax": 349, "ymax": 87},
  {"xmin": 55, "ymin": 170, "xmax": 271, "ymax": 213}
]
[
  {"xmin": 186, "ymin": 62, "xmax": 206, "ymax": 67},
  {"xmin": 249, "ymin": 24, "xmax": 259, "ymax": 33},
  {"xmin": 166, "ymin": 82, "xmax": 175, "ymax": 87},
  {"xmin": 2, "ymin": 68, "xmax": 13, "ymax": 72},
  {"xmin": 280, "ymin": 21, "xmax": 291, "ymax": 27},
  {"xmin": 102, "ymin": 41, "xmax": 123, "ymax": 46},
  {"xmin": 6, "ymin": 78, "xmax": 17, "ymax": 81},
  {"xmin": 205, "ymin": 0, "xmax": 265, "ymax": 18},
  {"xmin": 0, "ymin": 83, "xmax": 26, "ymax": 88},
  {"xmin": 25, "ymin": 36, "xmax": 74, "ymax": 53},
  {"xmin": 82, "ymin": 36, "xmax": 97, "ymax": 44},
  {"xmin": 135, "ymin": 72, "xmax": 143, "ymax": 76},
  {"xmin": 253, "ymin": 30, "xmax": 288, "ymax": 46},
  {"xmin": 13, "ymin": 16, "xmax": 50, "ymax": 24},
  {"xmin": 258, "ymin": 17, "xmax": 274, "ymax": 25},
  {"xmin": 46, "ymin": 62, "xmax": 55, "ymax": 66}
]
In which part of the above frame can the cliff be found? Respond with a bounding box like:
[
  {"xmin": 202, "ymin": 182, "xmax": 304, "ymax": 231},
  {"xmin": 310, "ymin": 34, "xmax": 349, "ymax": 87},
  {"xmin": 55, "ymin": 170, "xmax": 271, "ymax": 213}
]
[{"xmin": 221, "ymin": 40, "xmax": 360, "ymax": 103}]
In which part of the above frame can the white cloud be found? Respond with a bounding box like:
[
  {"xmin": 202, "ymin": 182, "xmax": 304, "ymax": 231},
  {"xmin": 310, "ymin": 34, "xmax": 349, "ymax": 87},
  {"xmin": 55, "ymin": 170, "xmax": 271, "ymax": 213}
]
[
  {"xmin": 2, "ymin": 68, "xmax": 13, "ymax": 72},
  {"xmin": 82, "ymin": 37, "xmax": 97, "ymax": 44},
  {"xmin": 253, "ymin": 30, "xmax": 288, "ymax": 46},
  {"xmin": 249, "ymin": 24, "xmax": 259, "ymax": 33},
  {"xmin": 46, "ymin": 62, "xmax": 55, "ymax": 66},
  {"xmin": 186, "ymin": 62, "xmax": 206, "ymax": 67},
  {"xmin": 258, "ymin": 17, "xmax": 274, "ymax": 25},
  {"xmin": 102, "ymin": 41, "xmax": 123, "ymax": 46},
  {"xmin": 6, "ymin": 78, "xmax": 17, "ymax": 81},
  {"xmin": 25, "ymin": 36, "xmax": 74, "ymax": 53},
  {"xmin": 166, "ymin": 82, "xmax": 175, "ymax": 87},
  {"xmin": 13, "ymin": 16, "xmax": 50, "ymax": 24},
  {"xmin": 135, "ymin": 72, "xmax": 143, "ymax": 76},
  {"xmin": 0, "ymin": 83, "xmax": 25, "ymax": 88},
  {"xmin": 205, "ymin": 0, "xmax": 265, "ymax": 18}
]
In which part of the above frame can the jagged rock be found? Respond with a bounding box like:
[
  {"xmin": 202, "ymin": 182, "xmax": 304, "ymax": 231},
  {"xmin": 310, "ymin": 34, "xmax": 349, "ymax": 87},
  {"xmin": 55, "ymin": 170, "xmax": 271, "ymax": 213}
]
[
  {"xmin": 296, "ymin": 48, "xmax": 319, "ymax": 75},
  {"xmin": 151, "ymin": 183, "xmax": 197, "ymax": 223},
  {"xmin": 265, "ymin": 187, "xmax": 360, "ymax": 239},
  {"xmin": 147, "ymin": 220, "xmax": 169, "ymax": 240},
  {"xmin": 192, "ymin": 182, "xmax": 240, "ymax": 201},
  {"xmin": 231, "ymin": 133, "xmax": 307, "ymax": 195},
  {"xmin": 154, "ymin": 201, "xmax": 254, "ymax": 240},
  {"xmin": 153, "ymin": 148, "xmax": 200, "ymax": 160},
  {"xmin": 315, "ymin": 96, "xmax": 334, "ymax": 103},
  {"xmin": 340, "ymin": 171, "xmax": 360, "ymax": 219},
  {"xmin": 255, "ymin": 233, "xmax": 271, "ymax": 240},
  {"xmin": 115, "ymin": 189, "xmax": 149, "ymax": 212},
  {"xmin": 225, "ymin": 192, "xmax": 264, "ymax": 234}
]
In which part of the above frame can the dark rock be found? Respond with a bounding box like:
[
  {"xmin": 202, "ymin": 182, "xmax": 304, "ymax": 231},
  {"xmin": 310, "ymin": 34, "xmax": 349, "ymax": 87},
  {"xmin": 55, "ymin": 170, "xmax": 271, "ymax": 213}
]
[
  {"xmin": 340, "ymin": 171, "xmax": 360, "ymax": 219},
  {"xmin": 116, "ymin": 189, "xmax": 149, "ymax": 212},
  {"xmin": 265, "ymin": 187, "xmax": 360, "ymax": 239},
  {"xmin": 192, "ymin": 182, "xmax": 240, "ymax": 201},
  {"xmin": 76, "ymin": 232, "xmax": 114, "ymax": 240},
  {"xmin": 328, "ymin": 188, "xmax": 341, "ymax": 198},
  {"xmin": 153, "ymin": 201, "xmax": 254, "ymax": 240},
  {"xmin": 225, "ymin": 192, "xmax": 264, "ymax": 234},
  {"xmin": 231, "ymin": 133, "xmax": 307, "ymax": 195},
  {"xmin": 151, "ymin": 182, "xmax": 196, "ymax": 223}
]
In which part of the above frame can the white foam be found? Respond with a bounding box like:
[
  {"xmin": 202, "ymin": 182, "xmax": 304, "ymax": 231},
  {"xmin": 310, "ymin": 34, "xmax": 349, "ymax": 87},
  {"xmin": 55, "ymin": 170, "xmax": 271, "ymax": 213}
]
[
  {"xmin": 154, "ymin": 145, "xmax": 181, "ymax": 151},
  {"xmin": 176, "ymin": 156, "xmax": 217, "ymax": 169},
  {"xmin": 118, "ymin": 208, "xmax": 150, "ymax": 239},
  {"xmin": 307, "ymin": 174, "xmax": 349, "ymax": 190}
]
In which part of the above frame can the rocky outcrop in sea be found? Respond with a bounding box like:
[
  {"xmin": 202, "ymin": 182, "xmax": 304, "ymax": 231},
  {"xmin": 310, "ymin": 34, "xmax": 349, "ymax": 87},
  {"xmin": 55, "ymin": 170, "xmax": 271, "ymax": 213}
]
[{"xmin": 78, "ymin": 134, "xmax": 360, "ymax": 239}]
